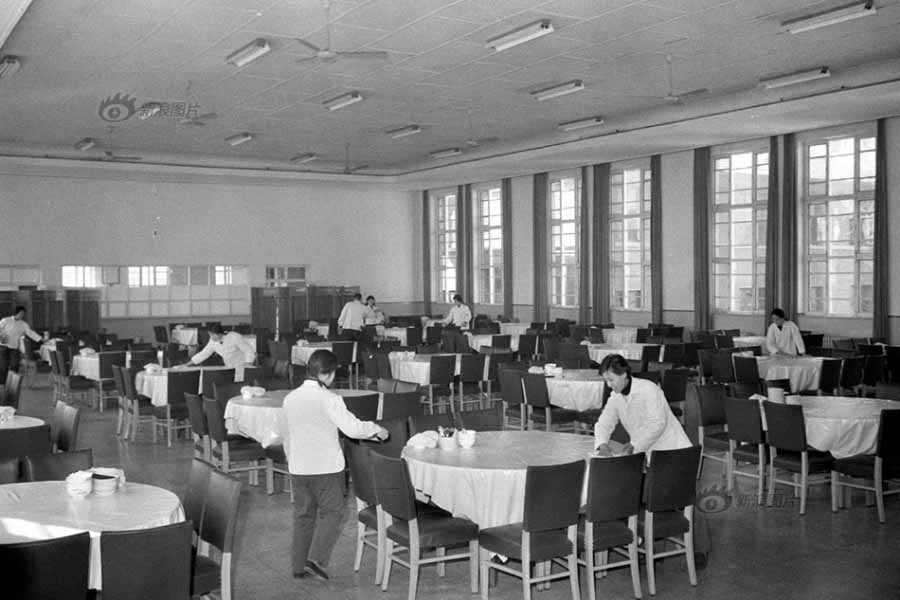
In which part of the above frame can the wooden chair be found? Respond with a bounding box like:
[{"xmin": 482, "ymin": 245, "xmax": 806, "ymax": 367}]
[
  {"xmin": 204, "ymin": 399, "xmax": 266, "ymax": 486},
  {"xmin": 100, "ymin": 521, "xmax": 193, "ymax": 600},
  {"xmin": 498, "ymin": 367, "xmax": 527, "ymax": 430},
  {"xmin": 0, "ymin": 532, "xmax": 90, "ymax": 600},
  {"xmin": 423, "ymin": 354, "xmax": 456, "ymax": 415},
  {"xmin": 152, "ymin": 370, "xmax": 200, "ymax": 447},
  {"xmin": 522, "ymin": 373, "xmax": 578, "ymax": 432},
  {"xmin": 694, "ymin": 383, "xmax": 730, "ymax": 480},
  {"xmin": 724, "ymin": 397, "xmax": 767, "ymax": 505},
  {"xmin": 192, "ymin": 469, "xmax": 242, "ymax": 600},
  {"xmin": 381, "ymin": 391, "xmax": 424, "ymax": 421},
  {"xmin": 457, "ymin": 405, "xmax": 503, "ymax": 431},
  {"xmin": 51, "ymin": 399, "xmax": 80, "ymax": 453},
  {"xmin": 23, "ymin": 449, "xmax": 93, "ymax": 481},
  {"xmin": 346, "ymin": 442, "xmax": 386, "ymax": 583},
  {"xmin": 458, "ymin": 353, "xmax": 487, "ymax": 411}
]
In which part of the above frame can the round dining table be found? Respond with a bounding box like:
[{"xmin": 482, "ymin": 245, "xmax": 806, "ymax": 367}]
[
  {"xmin": 403, "ymin": 430, "xmax": 596, "ymax": 528},
  {"xmin": 600, "ymin": 327, "xmax": 638, "ymax": 345},
  {"xmin": 134, "ymin": 365, "xmax": 243, "ymax": 406},
  {"xmin": 0, "ymin": 481, "xmax": 185, "ymax": 590},
  {"xmin": 291, "ymin": 341, "xmax": 357, "ymax": 366},
  {"xmin": 755, "ymin": 355, "xmax": 824, "ymax": 392},
  {"xmin": 545, "ymin": 370, "xmax": 606, "ymax": 412}
]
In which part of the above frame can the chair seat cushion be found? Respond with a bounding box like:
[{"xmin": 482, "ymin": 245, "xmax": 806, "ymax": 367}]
[
  {"xmin": 478, "ymin": 523, "xmax": 572, "ymax": 562},
  {"xmin": 97, "ymin": 379, "xmax": 117, "ymax": 390},
  {"xmin": 387, "ymin": 512, "xmax": 478, "ymax": 549},
  {"xmin": 832, "ymin": 455, "xmax": 900, "ymax": 479},
  {"xmin": 639, "ymin": 510, "xmax": 690, "ymax": 539},
  {"xmin": 152, "ymin": 405, "xmax": 189, "ymax": 420},
  {"xmin": 772, "ymin": 449, "xmax": 833, "ymax": 473},
  {"xmin": 213, "ymin": 438, "xmax": 266, "ymax": 461},
  {"xmin": 732, "ymin": 442, "xmax": 765, "ymax": 464},
  {"xmin": 134, "ymin": 396, "xmax": 155, "ymax": 415},
  {"xmin": 577, "ymin": 516, "xmax": 634, "ymax": 550},
  {"xmin": 703, "ymin": 433, "xmax": 731, "ymax": 451},
  {"xmin": 66, "ymin": 377, "xmax": 93, "ymax": 390},
  {"xmin": 530, "ymin": 407, "xmax": 579, "ymax": 423},
  {"xmin": 359, "ymin": 505, "xmax": 378, "ymax": 529},
  {"xmin": 192, "ymin": 554, "xmax": 220, "ymax": 596}
]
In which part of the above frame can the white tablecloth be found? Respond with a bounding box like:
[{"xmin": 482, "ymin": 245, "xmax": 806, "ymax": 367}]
[
  {"xmin": 135, "ymin": 366, "xmax": 243, "ymax": 406},
  {"xmin": 382, "ymin": 327, "xmax": 409, "ymax": 346},
  {"xmin": 71, "ymin": 350, "xmax": 164, "ymax": 381},
  {"xmin": 388, "ymin": 352, "xmax": 487, "ymax": 386},
  {"xmin": 291, "ymin": 342, "xmax": 357, "ymax": 366},
  {"xmin": 465, "ymin": 333, "xmax": 520, "ymax": 353},
  {"xmin": 403, "ymin": 430, "xmax": 595, "ymax": 528},
  {"xmin": 545, "ymin": 370, "xmax": 606, "ymax": 412},
  {"xmin": 39, "ymin": 340, "xmax": 59, "ymax": 363},
  {"xmin": 757, "ymin": 396, "xmax": 900, "ymax": 459},
  {"xmin": 499, "ymin": 323, "xmax": 531, "ymax": 337},
  {"xmin": 756, "ymin": 355, "xmax": 823, "ymax": 392},
  {"xmin": 0, "ymin": 481, "xmax": 184, "ymax": 590},
  {"xmin": 0, "ymin": 415, "xmax": 45, "ymax": 430},
  {"xmin": 170, "ymin": 328, "xmax": 198, "ymax": 346},
  {"xmin": 585, "ymin": 342, "xmax": 653, "ymax": 363},
  {"xmin": 601, "ymin": 327, "xmax": 638, "ymax": 345},
  {"xmin": 224, "ymin": 389, "xmax": 383, "ymax": 448}
]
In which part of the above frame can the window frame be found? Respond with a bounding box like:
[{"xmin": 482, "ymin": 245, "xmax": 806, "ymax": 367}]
[
  {"xmin": 473, "ymin": 183, "xmax": 503, "ymax": 306},
  {"xmin": 609, "ymin": 161, "xmax": 652, "ymax": 312},
  {"xmin": 431, "ymin": 189, "xmax": 458, "ymax": 304},
  {"xmin": 62, "ymin": 265, "xmax": 102, "ymax": 288},
  {"xmin": 548, "ymin": 171, "xmax": 581, "ymax": 308}
]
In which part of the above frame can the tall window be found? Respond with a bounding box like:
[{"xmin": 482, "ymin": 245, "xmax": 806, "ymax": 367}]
[
  {"xmin": 475, "ymin": 185, "xmax": 503, "ymax": 305},
  {"xmin": 433, "ymin": 191, "xmax": 457, "ymax": 303},
  {"xmin": 610, "ymin": 166, "xmax": 651, "ymax": 310},
  {"xmin": 549, "ymin": 174, "xmax": 580, "ymax": 307},
  {"xmin": 127, "ymin": 266, "xmax": 168, "ymax": 287},
  {"xmin": 62, "ymin": 265, "xmax": 101, "ymax": 288},
  {"xmin": 265, "ymin": 265, "xmax": 307, "ymax": 287},
  {"xmin": 801, "ymin": 130, "xmax": 875, "ymax": 316},
  {"xmin": 712, "ymin": 147, "xmax": 769, "ymax": 313},
  {"xmin": 213, "ymin": 265, "xmax": 233, "ymax": 286}
]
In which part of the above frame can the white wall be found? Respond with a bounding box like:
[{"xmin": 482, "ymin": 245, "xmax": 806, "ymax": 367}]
[{"xmin": 510, "ymin": 174, "xmax": 534, "ymax": 324}]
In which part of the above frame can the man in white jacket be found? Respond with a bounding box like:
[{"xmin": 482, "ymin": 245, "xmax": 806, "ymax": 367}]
[{"xmin": 766, "ymin": 308, "xmax": 806, "ymax": 355}]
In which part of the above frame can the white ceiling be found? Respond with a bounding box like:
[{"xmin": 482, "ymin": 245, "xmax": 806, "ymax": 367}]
[{"xmin": 1, "ymin": 0, "xmax": 899, "ymax": 178}]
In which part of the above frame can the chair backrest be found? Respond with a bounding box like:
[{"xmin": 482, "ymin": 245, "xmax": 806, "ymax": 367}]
[
  {"xmin": 153, "ymin": 325, "xmax": 169, "ymax": 344},
  {"xmin": 585, "ymin": 453, "xmax": 645, "ymax": 522},
  {"xmin": 428, "ymin": 354, "xmax": 456, "ymax": 385},
  {"xmin": 363, "ymin": 417, "xmax": 409, "ymax": 458},
  {"xmin": 633, "ymin": 371, "xmax": 661, "ymax": 385},
  {"xmin": 111, "ymin": 365, "xmax": 127, "ymax": 400},
  {"xmin": 710, "ymin": 350, "xmax": 735, "ymax": 383},
  {"xmin": 458, "ymin": 405, "xmax": 503, "ymax": 431},
  {"xmin": 408, "ymin": 412, "xmax": 456, "ymax": 435},
  {"xmin": 377, "ymin": 377, "xmax": 398, "ymax": 393},
  {"xmin": 184, "ymin": 458, "xmax": 214, "ymax": 537},
  {"xmin": 517, "ymin": 334, "xmax": 537, "ymax": 357},
  {"xmin": 203, "ymin": 399, "xmax": 229, "ymax": 444},
  {"xmin": 332, "ymin": 341, "xmax": 356, "ymax": 364},
  {"xmin": 763, "ymin": 401, "xmax": 807, "ymax": 452},
  {"xmin": 635, "ymin": 328, "xmax": 651, "ymax": 343},
  {"xmin": 499, "ymin": 367, "xmax": 526, "ymax": 407},
  {"xmin": 395, "ymin": 380, "xmax": 419, "ymax": 393},
  {"xmin": 363, "ymin": 352, "xmax": 379, "ymax": 381},
  {"xmin": 643, "ymin": 445, "xmax": 702, "ymax": 512},
  {"xmin": 833, "ymin": 338, "xmax": 855, "ymax": 351},
  {"xmin": 663, "ymin": 343, "xmax": 686, "ymax": 366},
  {"xmin": 695, "ymin": 383, "xmax": 728, "ymax": 427},
  {"xmin": 200, "ymin": 469, "xmax": 242, "ymax": 555},
  {"xmin": 3, "ymin": 370, "xmax": 22, "ymax": 409},
  {"xmin": 405, "ymin": 327, "xmax": 423, "ymax": 348},
  {"xmin": 167, "ymin": 370, "xmax": 201, "ymax": 408},
  {"xmin": 715, "ymin": 335, "xmax": 734, "ymax": 349},
  {"xmin": 459, "ymin": 353, "xmax": 486, "ymax": 383},
  {"xmin": 375, "ymin": 352, "xmax": 394, "ymax": 380},
  {"xmin": 733, "ymin": 355, "xmax": 760, "ymax": 383},
  {"xmin": 213, "ymin": 381, "xmax": 243, "ymax": 411},
  {"xmin": 346, "ymin": 441, "xmax": 378, "ymax": 506},
  {"xmin": 876, "ymin": 409, "xmax": 900, "ymax": 459},
  {"xmin": 662, "ymin": 368, "xmax": 696, "ymax": 405},
  {"xmin": 840, "ymin": 356, "xmax": 865, "ymax": 388},
  {"xmin": 371, "ymin": 452, "xmax": 418, "ymax": 521},
  {"xmin": 875, "ymin": 382, "xmax": 900, "ymax": 401},
  {"xmin": 54, "ymin": 401, "xmax": 81, "ymax": 452},
  {"xmin": 100, "ymin": 521, "xmax": 193, "ymax": 600},
  {"xmin": 23, "ymin": 448, "xmax": 93, "ymax": 481},
  {"xmin": 522, "ymin": 373, "xmax": 551, "ymax": 408},
  {"xmin": 0, "ymin": 423, "xmax": 50, "ymax": 462},
  {"xmin": 201, "ymin": 369, "xmax": 235, "ymax": 400},
  {"xmin": 425, "ymin": 325, "xmax": 443, "ymax": 345},
  {"xmin": 522, "ymin": 459, "xmax": 585, "ymax": 532},
  {"xmin": 98, "ymin": 351, "xmax": 127, "ymax": 379},
  {"xmin": 343, "ymin": 392, "xmax": 379, "ymax": 421},
  {"xmin": 129, "ymin": 350, "xmax": 158, "ymax": 371},
  {"xmin": 491, "ymin": 334, "xmax": 511, "ymax": 349},
  {"xmin": 486, "ymin": 351, "xmax": 514, "ymax": 382},
  {"xmin": 0, "ymin": 531, "xmax": 90, "ymax": 600},
  {"xmin": 817, "ymin": 358, "xmax": 843, "ymax": 394},
  {"xmin": 380, "ymin": 391, "xmax": 422, "ymax": 420},
  {"xmin": 765, "ymin": 378, "xmax": 791, "ymax": 392},
  {"xmin": 724, "ymin": 397, "xmax": 765, "ymax": 444},
  {"xmin": 540, "ymin": 334, "xmax": 559, "ymax": 361},
  {"xmin": 0, "ymin": 456, "xmax": 19, "ymax": 483},
  {"xmin": 185, "ymin": 392, "xmax": 208, "ymax": 437}
]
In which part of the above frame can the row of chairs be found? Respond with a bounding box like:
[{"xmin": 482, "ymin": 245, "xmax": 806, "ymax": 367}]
[
  {"xmin": 348, "ymin": 441, "xmax": 703, "ymax": 600},
  {"xmin": 0, "ymin": 401, "xmax": 80, "ymax": 476}
]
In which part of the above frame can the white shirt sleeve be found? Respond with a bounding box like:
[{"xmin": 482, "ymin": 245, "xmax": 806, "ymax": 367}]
[
  {"xmin": 593, "ymin": 396, "xmax": 620, "ymax": 447},
  {"xmin": 766, "ymin": 323, "xmax": 779, "ymax": 355},
  {"xmin": 190, "ymin": 340, "xmax": 216, "ymax": 364},
  {"xmin": 337, "ymin": 303, "xmax": 350, "ymax": 329},
  {"xmin": 233, "ymin": 334, "xmax": 256, "ymax": 364},
  {"xmin": 23, "ymin": 322, "xmax": 42, "ymax": 343},
  {"xmin": 790, "ymin": 323, "xmax": 806, "ymax": 355}
]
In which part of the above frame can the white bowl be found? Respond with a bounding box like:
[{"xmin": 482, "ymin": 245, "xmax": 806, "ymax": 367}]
[{"xmin": 438, "ymin": 436, "xmax": 458, "ymax": 451}]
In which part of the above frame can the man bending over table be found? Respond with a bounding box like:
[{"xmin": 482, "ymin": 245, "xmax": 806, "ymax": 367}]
[
  {"xmin": 182, "ymin": 324, "xmax": 255, "ymax": 369},
  {"xmin": 765, "ymin": 308, "xmax": 806, "ymax": 356},
  {"xmin": 0, "ymin": 306, "xmax": 42, "ymax": 386},
  {"xmin": 283, "ymin": 349, "xmax": 389, "ymax": 580}
]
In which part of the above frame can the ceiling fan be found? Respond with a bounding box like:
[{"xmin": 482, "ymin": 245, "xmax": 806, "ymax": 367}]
[
  {"xmin": 295, "ymin": 0, "xmax": 388, "ymax": 64},
  {"xmin": 100, "ymin": 126, "xmax": 142, "ymax": 161},
  {"xmin": 179, "ymin": 112, "xmax": 217, "ymax": 126},
  {"xmin": 339, "ymin": 142, "xmax": 368, "ymax": 173}
]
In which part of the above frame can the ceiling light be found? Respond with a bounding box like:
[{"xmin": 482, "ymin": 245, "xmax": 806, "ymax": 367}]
[
  {"xmin": 0, "ymin": 55, "xmax": 21, "ymax": 78},
  {"xmin": 74, "ymin": 138, "xmax": 96, "ymax": 151},
  {"xmin": 783, "ymin": 1, "xmax": 875, "ymax": 33},
  {"xmin": 290, "ymin": 153, "xmax": 318, "ymax": 164},
  {"xmin": 387, "ymin": 125, "xmax": 422, "ymax": 139},
  {"xmin": 225, "ymin": 39, "xmax": 271, "ymax": 67},
  {"xmin": 486, "ymin": 19, "xmax": 554, "ymax": 52},
  {"xmin": 557, "ymin": 116, "xmax": 604, "ymax": 131},
  {"xmin": 430, "ymin": 148, "xmax": 462, "ymax": 159},
  {"xmin": 531, "ymin": 79, "xmax": 584, "ymax": 101},
  {"xmin": 323, "ymin": 91, "xmax": 362, "ymax": 111},
  {"xmin": 226, "ymin": 133, "xmax": 253, "ymax": 146},
  {"xmin": 760, "ymin": 67, "xmax": 831, "ymax": 89}
]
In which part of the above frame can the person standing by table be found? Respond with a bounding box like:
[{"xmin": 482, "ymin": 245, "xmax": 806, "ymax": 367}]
[
  {"xmin": 766, "ymin": 308, "xmax": 806, "ymax": 356},
  {"xmin": 362, "ymin": 295, "xmax": 385, "ymax": 325},
  {"xmin": 283, "ymin": 349, "xmax": 389, "ymax": 580},
  {"xmin": 441, "ymin": 294, "xmax": 472, "ymax": 353},
  {"xmin": 337, "ymin": 293, "xmax": 365, "ymax": 341},
  {"xmin": 0, "ymin": 306, "xmax": 42, "ymax": 386},
  {"xmin": 182, "ymin": 324, "xmax": 255, "ymax": 369}
]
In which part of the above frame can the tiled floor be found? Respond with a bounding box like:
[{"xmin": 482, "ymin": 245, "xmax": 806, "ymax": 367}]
[{"xmin": 18, "ymin": 374, "xmax": 900, "ymax": 599}]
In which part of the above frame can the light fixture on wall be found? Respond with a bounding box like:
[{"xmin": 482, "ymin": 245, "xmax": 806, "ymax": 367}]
[
  {"xmin": 74, "ymin": 137, "xmax": 96, "ymax": 151},
  {"xmin": 0, "ymin": 55, "xmax": 21, "ymax": 78},
  {"xmin": 486, "ymin": 19, "xmax": 554, "ymax": 52},
  {"xmin": 387, "ymin": 125, "xmax": 422, "ymax": 139},
  {"xmin": 531, "ymin": 79, "xmax": 584, "ymax": 101},
  {"xmin": 323, "ymin": 91, "xmax": 362, "ymax": 111},
  {"xmin": 430, "ymin": 147, "xmax": 462, "ymax": 159},
  {"xmin": 783, "ymin": 1, "xmax": 875, "ymax": 33},
  {"xmin": 225, "ymin": 39, "xmax": 271, "ymax": 67},
  {"xmin": 226, "ymin": 132, "xmax": 253, "ymax": 146},
  {"xmin": 760, "ymin": 66, "xmax": 831, "ymax": 88},
  {"xmin": 290, "ymin": 153, "xmax": 318, "ymax": 164},
  {"xmin": 557, "ymin": 116, "xmax": 604, "ymax": 131}
]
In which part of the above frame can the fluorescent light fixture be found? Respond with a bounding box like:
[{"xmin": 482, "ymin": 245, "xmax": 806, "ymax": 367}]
[
  {"xmin": 226, "ymin": 132, "xmax": 253, "ymax": 146},
  {"xmin": 0, "ymin": 55, "xmax": 21, "ymax": 78},
  {"xmin": 760, "ymin": 66, "xmax": 831, "ymax": 89},
  {"xmin": 430, "ymin": 147, "xmax": 462, "ymax": 159},
  {"xmin": 531, "ymin": 79, "xmax": 584, "ymax": 101},
  {"xmin": 486, "ymin": 19, "xmax": 554, "ymax": 52},
  {"xmin": 74, "ymin": 138, "xmax": 96, "ymax": 151},
  {"xmin": 783, "ymin": 1, "xmax": 875, "ymax": 33},
  {"xmin": 290, "ymin": 153, "xmax": 318, "ymax": 164},
  {"xmin": 323, "ymin": 91, "xmax": 362, "ymax": 111},
  {"xmin": 557, "ymin": 116, "xmax": 604, "ymax": 131},
  {"xmin": 387, "ymin": 125, "xmax": 422, "ymax": 139},
  {"xmin": 225, "ymin": 38, "xmax": 271, "ymax": 67}
]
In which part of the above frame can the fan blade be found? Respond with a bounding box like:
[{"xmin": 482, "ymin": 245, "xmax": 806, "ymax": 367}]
[
  {"xmin": 334, "ymin": 51, "xmax": 388, "ymax": 60},
  {"xmin": 295, "ymin": 38, "xmax": 322, "ymax": 53}
]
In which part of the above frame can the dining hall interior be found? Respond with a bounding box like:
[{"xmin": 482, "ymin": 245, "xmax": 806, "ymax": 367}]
[{"xmin": 1, "ymin": 0, "xmax": 900, "ymax": 598}]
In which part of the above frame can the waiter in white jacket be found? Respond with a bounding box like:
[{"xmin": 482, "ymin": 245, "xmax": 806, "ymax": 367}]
[{"xmin": 765, "ymin": 308, "xmax": 806, "ymax": 356}]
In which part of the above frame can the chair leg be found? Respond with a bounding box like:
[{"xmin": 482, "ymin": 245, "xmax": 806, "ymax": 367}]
[
  {"xmin": 266, "ymin": 459, "xmax": 275, "ymax": 494},
  {"xmin": 436, "ymin": 546, "xmax": 446, "ymax": 576},
  {"xmin": 407, "ymin": 538, "xmax": 420, "ymax": 600},
  {"xmin": 354, "ymin": 521, "xmax": 366, "ymax": 571},
  {"xmin": 644, "ymin": 513, "xmax": 656, "ymax": 596},
  {"xmin": 876, "ymin": 467, "xmax": 886, "ymax": 523},
  {"xmin": 767, "ymin": 453, "xmax": 776, "ymax": 506},
  {"xmin": 152, "ymin": 416, "xmax": 158, "ymax": 443},
  {"xmin": 684, "ymin": 508, "xmax": 697, "ymax": 586},
  {"xmin": 381, "ymin": 539, "xmax": 394, "ymax": 591},
  {"xmin": 628, "ymin": 538, "xmax": 642, "ymax": 599},
  {"xmin": 375, "ymin": 509, "xmax": 385, "ymax": 584},
  {"xmin": 831, "ymin": 470, "xmax": 840, "ymax": 513},
  {"xmin": 568, "ymin": 552, "xmax": 580, "ymax": 600},
  {"xmin": 469, "ymin": 540, "xmax": 479, "ymax": 593},
  {"xmin": 799, "ymin": 455, "xmax": 808, "ymax": 515},
  {"xmin": 221, "ymin": 552, "xmax": 233, "ymax": 600},
  {"xmin": 479, "ymin": 548, "xmax": 490, "ymax": 600},
  {"xmin": 522, "ymin": 558, "xmax": 532, "ymax": 600}
]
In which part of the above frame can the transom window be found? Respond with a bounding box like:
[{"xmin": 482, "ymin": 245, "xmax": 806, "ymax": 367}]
[
  {"xmin": 801, "ymin": 131, "xmax": 875, "ymax": 316},
  {"xmin": 432, "ymin": 191, "xmax": 457, "ymax": 303},
  {"xmin": 549, "ymin": 174, "xmax": 580, "ymax": 307},
  {"xmin": 711, "ymin": 148, "xmax": 769, "ymax": 313},
  {"xmin": 213, "ymin": 265, "xmax": 233, "ymax": 286},
  {"xmin": 62, "ymin": 265, "xmax": 101, "ymax": 288},
  {"xmin": 475, "ymin": 185, "xmax": 503, "ymax": 305},
  {"xmin": 610, "ymin": 166, "xmax": 651, "ymax": 310},
  {"xmin": 127, "ymin": 266, "xmax": 169, "ymax": 287}
]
